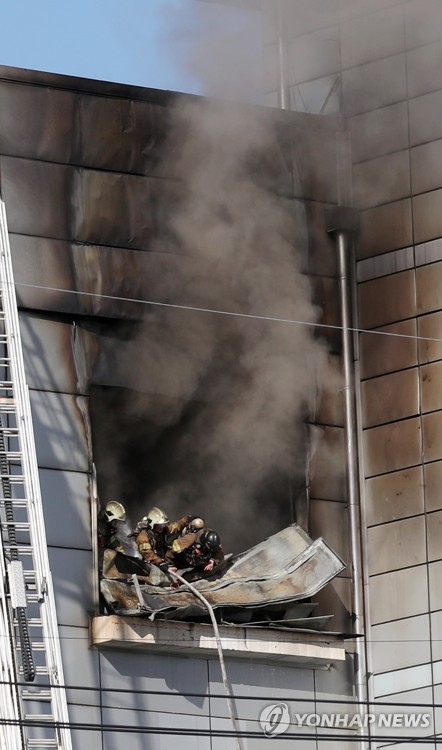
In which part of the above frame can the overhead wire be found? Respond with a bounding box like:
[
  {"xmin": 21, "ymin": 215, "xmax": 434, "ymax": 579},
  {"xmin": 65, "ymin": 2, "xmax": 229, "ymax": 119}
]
[{"xmin": 10, "ymin": 280, "xmax": 442, "ymax": 346}]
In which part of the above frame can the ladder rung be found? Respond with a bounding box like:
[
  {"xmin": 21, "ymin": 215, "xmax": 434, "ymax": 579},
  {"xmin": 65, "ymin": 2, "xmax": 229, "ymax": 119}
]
[
  {"xmin": 27, "ymin": 741, "xmax": 59, "ymax": 747},
  {"xmin": 22, "ymin": 689, "xmax": 52, "ymax": 701},
  {"xmin": 23, "ymin": 714, "xmax": 55, "ymax": 723}
]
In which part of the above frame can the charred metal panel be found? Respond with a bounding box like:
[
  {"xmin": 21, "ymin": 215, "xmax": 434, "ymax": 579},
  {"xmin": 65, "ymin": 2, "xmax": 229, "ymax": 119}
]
[
  {"xmin": 363, "ymin": 417, "xmax": 422, "ymax": 477},
  {"xmin": 418, "ymin": 312, "xmax": 442, "ymax": 364},
  {"xmin": 29, "ymin": 389, "xmax": 89, "ymax": 472},
  {"xmin": 354, "ymin": 150, "xmax": 410, "ymax": 210},
  {"xmin": 371, "ymin": 615, "xmax": 431, "ymax": 675},
  {"xmin": 369, "ymin": 566, "xmax": 429, "ymax": 625},
  {"xmin": 19, "ymin": 314, "xmax": 81, "ymax": 394},
  {"xmin": 314, "ymin": 354, "xmax": 344, "ymax": 426},
  {"xmin": 365, "ymin": 466, "xmax": 424, "ymax": 526},
  {"xmin": 1, "ymin": 156, "xmax": 72, "ymax": 238},
  {"xmin": 413, "ymin": 189, "xmax": 442, "ymax": 245},
  {"xmin": 309, "ymin": 498, "xmax": 350, "ymax": 563},
  {"xmin": 361, "ymin": 368, "xmax": 419, "ymax": 428},
  {"xmin": 422, "ymin": 410, "xmax": 442, "ymax": 462},
  {"xmin": 358, "ymin": 199, "xmax": 412, "ymax": 259},
  {"xmin": 309, "ymin": 425, "xmax": 346, "ymax": 500},
  {"xmin": 71, "ymin": 168, "xmax": 153, "ymax": 249},
  {"xmin": 360, "ymin": 319, "xmax": 418, "ymax": 380},
  {"xmin": 304, "ymin": 201, "xmax": 338, "ymax": 277},
  {"xmin": 313, "ymin": 576, "xmax": 352, "ymax": 634},
  {"xmin": 417, "ymin": 262, "xmax": 442, "ymax": 315},
  {"xmin": 40, "ymin": 468, "xmax": 91, "ymax": 550},
  {"xmin": 292, "ymin": 126, "xmax": 340, "ymax": 204},
  {"xmin": 78, "ymin": 95, "xmax": 168, "ymax": 176},
  {"xmin": 367, "ymin": 515, "xmax": 426, "ymax": 576},
  {"xmin": 421, "ymin": 361, "xmax": 442, "ymax": 413},
  {"xmin": 424, "ymin": 461, "xmax": 442, "ymax": 512},
  {"xmin": 0, "ymin": 81, "xmax": 77, "ymax": 163},
  {"xmin": 358, "ymin": 270, "xmax": 416, "ymax": 329}
]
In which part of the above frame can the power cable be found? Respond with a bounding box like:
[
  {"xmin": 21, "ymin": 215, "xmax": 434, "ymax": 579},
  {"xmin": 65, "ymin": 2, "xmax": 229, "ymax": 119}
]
[{"xmin": 11, "ymin": 280, "xmax": 442, "ymax": 346}]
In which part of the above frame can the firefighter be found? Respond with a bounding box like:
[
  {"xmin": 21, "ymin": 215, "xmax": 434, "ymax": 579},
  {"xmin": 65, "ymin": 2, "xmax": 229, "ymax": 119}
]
[
  {"xmin": 98, "ymin": 500, "xmax": 127, "ymax": 553},
  {"xmin": 132, "ymin": 506, "xmax": 199, "ymax": 577},
  {"xmin": 166, "ymin": 528, "xmax": 224, "ymax": 578}
]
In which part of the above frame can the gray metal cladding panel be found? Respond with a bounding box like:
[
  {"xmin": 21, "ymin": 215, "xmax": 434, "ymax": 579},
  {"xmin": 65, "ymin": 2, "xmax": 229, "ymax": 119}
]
[
  {"xmin": 407, "ymin": 41, "xmax": 442, "ymax": 100},
  {"xmin": 409, "ymin": 90, "xmax": 442, "ymax": 147},
  {"xmin": 424, "ymin": 461, "xmax": 442, "ymax": 511},
  {"xmin": 361, "ymin": 368, "xmax": 419, "ymax": 428},
  {"xmin": 359, "ymin": 320, "xmax": 418, "ymax": 380},
  {"xmin": 422, "ymin": 411, "xmax": 442, "ymax": 462},
  {"xmin": 417, "ymin": 263, "xmax": 442, "ymax": 315},
  {"xmin": 342, "ymin": 54, "xmax": 407, "ymax": 118},
  {"xmin": 304, "ymin": 202, "xmax": 338, "ymax": 277},
  {"xmin": 308, "ymin": 426, "xmax": 346, "ymax": 501},
  {"xmin": 309, "ymin": 499, "xmax": 350, "ymax": 563},
  {"xmin": 102, "ymin": 710, "xmax": 210, "ymax": 750},
  {"xmin": 340, "ymin": 5, "xmax": 404, "ymax": 70},
  {"xmin": 429, "ymin": 561, "xmax": 442, "ymax": 611},
  {"xmin": 99, "ymin": 650, "xmax": 210, "ymax": 717},
  {"xmin": 411, "ymin": 139, "xmax": 442, "ymax": 196},
  {"xmin": 1, "ymin": 156, "xmax": 72, "ymax": 239},
  {"xmin": 71, "ymin": 168, "xmax": 153, "ymax": 249},
  {"xmin": 78, "ymin": 95, "xmax": 168, "ymax": 175},
  {"xmin": 369, "ymin": 566, "xmax": 429, "ymax": 624},
  {"xmin": 19, "ymin": 314, "xmax": 80, "ymax": 395},
  {"xmin": 426, "ymin": 510, "xmax": 442, "ymax": 562},
  {"xmin": 353, "ymin": 150, "xmax": 410, "ymax": 211},
  {"xmin": 358, "ymin": 270, "xmax": 416, "ymax": 330},
  {"xmin": 370, "ymin": 614, "xmax": 431, "ymax": 675},
  {"xmin": 358, "ymin": 199, "xmax": 413, "ymax": 260},
  {"xmin": 48, "ymin": 547, "xmax": 94, "ymax": 627},
  {"xmin": 413, "ymin": 189, "xmax": 442, "ymax": 245},
  {"xmin": 10, "ymin": 234, "xmax": 80, "ymax": 315},
  {"xmin": 39, "ymin": 468, "xmax": 91, "ymax": 550},
  {"xmin": 418, "ymin": 312, "xmax": 442, "ymax": 364},
  {"xmin": 431, "ymin": 611, "xmax": 442, "ymax": 660},
  {"xmin": 287, "ymin": 25, "xmax": 340, "ymax": 86},
  {"xmin": 405, "ymin": 0, "xmax": 442, "ymax": 48},
  {"xmin": 421, "ymin": 362, "xmax": 442, "ymax": 413},
  {"xmin": 293, "ymin": 129, "xmax": 338, "ymax": 203},
  {"xmin": 29, "ymin": 389, "xmax": 89, "ymax": 472},
  {"xmin": 66, "ymin": 704, "xmax": 102, "ymax": 750},
  {"xmin": 365, "ymin": 466, "xmax": 424, "ymax": 526},
  {"xmin": 373, "ymin": 663, "xmax": 433, "ymax": 702},
  {"xmin": 367, "ymin": 515, "xmax": 426, "ymax": 577},
  {"xmin": 58, "ymin": 625, "xmax": 101, "ymax": 707},
  {"xmin": 0, "ymin": 81, "xmax": 77, "ymax": 162},
  {"xmin": 363, "ymin": 418, "xmax": 421, "ymax": 477},
  {"xmin": 315, "ymin": 655, "xmax": 355, "ymax": 702},
  {"xmin": 349, "ymin": 102, "xmax": 409, "ymax": 165}
]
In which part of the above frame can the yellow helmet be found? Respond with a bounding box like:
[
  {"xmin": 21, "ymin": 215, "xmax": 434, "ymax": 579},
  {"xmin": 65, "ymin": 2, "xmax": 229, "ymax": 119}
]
[
  {"xmin": 146, "ymin": 507, "xmax": 169, "ymax": 528},
  {"xmin": 104, "ymin": 500, "xmax": 126, "ymax": 522}
]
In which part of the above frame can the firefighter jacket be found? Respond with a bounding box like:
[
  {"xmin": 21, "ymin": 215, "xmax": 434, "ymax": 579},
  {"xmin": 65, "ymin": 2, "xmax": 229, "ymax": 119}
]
[
  {"xmin": 134, "ymin": 516, "xmax": 190, "ymax": 567},
  {"xmin": 166, "ymin": 529, "xmax": 224, "ymax": 570}
]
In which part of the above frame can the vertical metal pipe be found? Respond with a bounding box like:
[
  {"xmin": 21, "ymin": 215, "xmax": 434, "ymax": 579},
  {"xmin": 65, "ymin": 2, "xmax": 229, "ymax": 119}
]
[
  {"xmin": 276, "ymin": 0, "xmax": 289, "ymax": 110},
  {"xmin": 336, "ymin": 229, "xmax": 369, "ymax": 747}
]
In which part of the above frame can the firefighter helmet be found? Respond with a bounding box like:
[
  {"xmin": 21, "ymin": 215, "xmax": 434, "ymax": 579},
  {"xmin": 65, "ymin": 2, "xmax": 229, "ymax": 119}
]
[
  {"xmin": 104, "ymin": 500, "xmax": 126, "ymax": 523},
  {"xmin": 146, "ymin": 506, "xmax": 169, "ymax": 528},
  {"xmin": 188, "ymin": 516, "xmax": 205, "ymax": 532},
  {"xmin": 200, "ymin": 529, "xmax": 221, "ymax": 553}
]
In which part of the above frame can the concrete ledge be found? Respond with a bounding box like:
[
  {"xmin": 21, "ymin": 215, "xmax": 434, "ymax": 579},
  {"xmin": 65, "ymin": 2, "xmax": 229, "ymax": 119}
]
[{"xmin": 91, "ymin": 615, "xmax": 346, "ymax": 666}]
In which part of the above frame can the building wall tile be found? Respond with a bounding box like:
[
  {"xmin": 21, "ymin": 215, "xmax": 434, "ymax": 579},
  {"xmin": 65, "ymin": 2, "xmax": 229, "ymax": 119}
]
[
  {"xmin": 431, "ymin": 611, "xmax": 442, "ymax": 660},
  {"xmin": 421, "ymin": 361, "xmax": 442, "ymax": 413},
  {"xmin": 367, "ymin": 515, "xmax": 426, "ymax": 576},
  {"xmin": 363, "ymin": 418, "xmax": 421, "ymax": 477},
  {"xmin": 360, "ymin": 319, "xmax": 418, "ymax": 380},
  {"xmin": 370, "ymin": 615, "xmax": 431, "ymax": 674},
  {"xmin": 422, "ymin": 411, "xmax": 442, "ymax": 462},
  {"xmin": 353, "ymin": 150, "xmax": 410, "ymax": 210},
  {"xmin": 429, "ymin": 560, "xmax": 442, "ymax": 610},
  {"xmin": 409, "ymin": 90, "xmax": 442, "ymax": 146},
  {"xmin": 369, "ymin": 565, "xmax": 429, "ymax": 624},
  {"xmin": 405, "ymin": 0, "xmax": 442, "ymax": 48},
  {"xmin": 407, "ymin": 41, "xmax": 442, "ymax": 99},
  {"xmin": 373, "ymin": 663, "xmax": 432, "ymax": 699},
  {"xmin": 365, "ymin": 466, "xmax": 424, "ymax": 526},
  {"xmin": 358, "ymin": 270, "xmax": 416, "ymax": 329},
  {"xmin": 411, "ymin": 140, "xmax": 442, "ymax": 195},
  {"xmin": 416, "ymin": 238, "xmax": 442, "ymax": 267},
  {"xmin": 424, "ymin": 461, "xmax": 442, "ymax": 511},
  {"xmin": 357, "ymin": 246, "xmax": 414, "ymax": 282},
  {"xmin": 417, "ymin": 262, "xmax": 442, "ymax": 315},
  {"xmin": 427, "ymin": 510, "xmax": 442, "ymax": 562},
  {"xmin": 40, "ymin": 468, "xmax": 91, "ymax": 551},
  {"xmin": 340, "ymin": 5, "xmax": 405, "ymax": 70},
  {"xmin": 342, "ymin": 54, "xmax": 407, "ymax": 117},
  {"xmin": 413, "ymin": 189, "xmax": 442, "ymax": 245},
  {"xmin": 358, "ymin": 200, "xmax": 413, "ymax": 259},
  {"xmin": 287, "ymin": 26, "xmax": 340, "ymax": 86},
  {"xmin": 349, "ymin": 102, "xmax": 409, "ymax": 165},
  {"xmin": 361, "ymin": 368, "xmax": 419, "ymax": 428}
]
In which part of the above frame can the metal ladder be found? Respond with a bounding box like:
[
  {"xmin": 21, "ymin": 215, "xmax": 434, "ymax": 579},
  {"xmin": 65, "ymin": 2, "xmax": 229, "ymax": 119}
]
[{"xmin": 0, "ymin": 201, "xmax": 72, "ymax": 750}]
